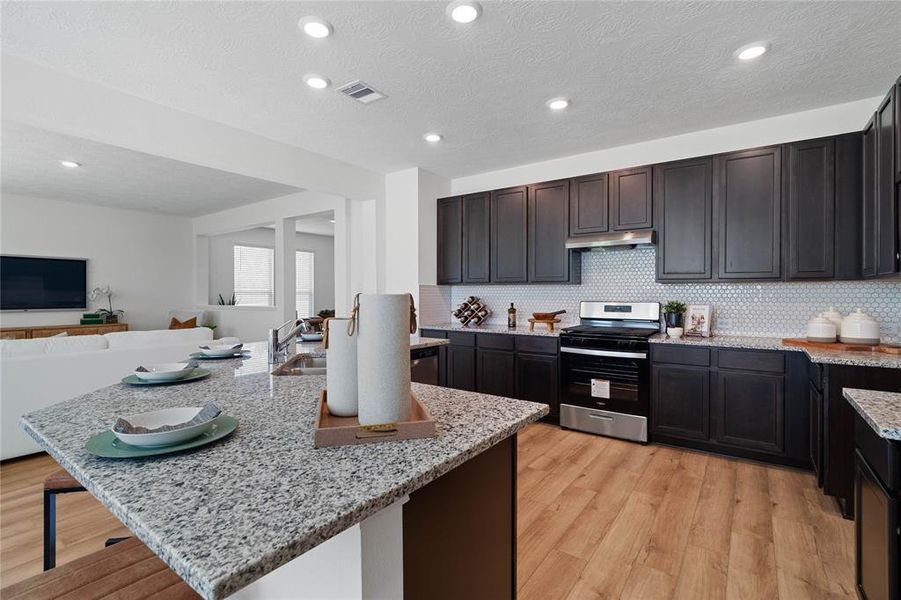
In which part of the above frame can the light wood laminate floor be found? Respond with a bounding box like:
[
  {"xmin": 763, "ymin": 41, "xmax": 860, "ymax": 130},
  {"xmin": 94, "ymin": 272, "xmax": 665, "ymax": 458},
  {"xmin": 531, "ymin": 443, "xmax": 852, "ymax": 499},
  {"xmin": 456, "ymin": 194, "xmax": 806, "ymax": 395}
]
[{"xmin": 1, "ymin": 424, "xmax": 854, "ymax": 598}]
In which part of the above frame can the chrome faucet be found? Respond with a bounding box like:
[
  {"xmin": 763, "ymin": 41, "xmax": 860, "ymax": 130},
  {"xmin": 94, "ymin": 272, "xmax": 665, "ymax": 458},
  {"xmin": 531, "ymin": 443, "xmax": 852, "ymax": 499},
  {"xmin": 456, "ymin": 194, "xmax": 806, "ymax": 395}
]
[{"xmin": 268, "ymin": 318, "xmax": 304, "ymax": 364}]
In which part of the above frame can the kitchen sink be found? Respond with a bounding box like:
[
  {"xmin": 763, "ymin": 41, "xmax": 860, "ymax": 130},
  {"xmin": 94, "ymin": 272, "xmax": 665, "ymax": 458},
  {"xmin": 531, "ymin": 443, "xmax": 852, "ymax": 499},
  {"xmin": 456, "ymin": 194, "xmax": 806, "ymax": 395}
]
[{"xmin": 271, "ymin": 354, "xmax": 326, "ymax": 376}]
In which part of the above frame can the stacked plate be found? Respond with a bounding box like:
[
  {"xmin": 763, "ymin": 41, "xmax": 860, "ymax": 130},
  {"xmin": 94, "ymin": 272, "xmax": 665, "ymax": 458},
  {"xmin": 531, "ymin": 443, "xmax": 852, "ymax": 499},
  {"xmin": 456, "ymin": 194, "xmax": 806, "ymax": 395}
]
[
  {"xmin": 192, "ymin": 341, "xmax": 249, "ymax": 360},
  {"xmin": 122, "ymin": 363, "xmax": 210, "ymax": 386},
  {"xmin": 87, "ymin": 406, "xmax": 238, "ymax": 458}
]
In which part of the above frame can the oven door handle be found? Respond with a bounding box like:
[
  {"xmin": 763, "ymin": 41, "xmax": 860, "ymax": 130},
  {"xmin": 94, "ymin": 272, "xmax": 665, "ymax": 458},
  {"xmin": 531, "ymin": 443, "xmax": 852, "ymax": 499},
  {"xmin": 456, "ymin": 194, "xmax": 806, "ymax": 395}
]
[{"xmin": 561, "ymin": 347, "xmax": 647, "ymax": 360}]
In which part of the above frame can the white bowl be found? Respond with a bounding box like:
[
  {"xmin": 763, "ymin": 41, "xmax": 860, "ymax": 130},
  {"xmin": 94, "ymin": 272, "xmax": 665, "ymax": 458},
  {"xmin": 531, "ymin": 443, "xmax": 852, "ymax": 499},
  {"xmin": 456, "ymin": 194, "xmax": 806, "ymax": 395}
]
[
  {"xmin": 199, "ymin": 345, "xmax": 242, "ymax": 357},
  {"xmin": 666, "ymin": 327, "xmax": 684, "ymax": 339},
  {"xmin": 113, "ymin": 406, "xmax": 214, "ymax": 447},
  {"xmin": 133, "ymin": 363, "xmax": 195, "ymax": 382}
]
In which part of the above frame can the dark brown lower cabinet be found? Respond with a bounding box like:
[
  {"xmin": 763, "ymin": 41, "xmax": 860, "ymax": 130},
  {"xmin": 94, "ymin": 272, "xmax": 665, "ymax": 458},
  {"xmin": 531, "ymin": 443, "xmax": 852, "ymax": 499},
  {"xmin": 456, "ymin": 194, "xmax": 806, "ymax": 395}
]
[
  {"xmin": 713, "ymin": 370, "xmax": 784, "ymax": 454},
  {"xmin": 404, "ymin": 436, "xmax": 515, "ymax": 600},
  {"xmin": 477, "ymin": 349, "xmax": 516, "ymax": 397},
  {"xmin": 809, "ymin": 380, "xmax": 824, "ymax": 486},
  {"xmin": 446, "ymin": 346, "xmax": 476, "ymax": 391},
  {"xmin": 650, "ymin": 364, "xmax": 709, "ymax": 440},
  {"xmin": 515, "ymin": 352, "xmax": 559, "ymax": 419}
]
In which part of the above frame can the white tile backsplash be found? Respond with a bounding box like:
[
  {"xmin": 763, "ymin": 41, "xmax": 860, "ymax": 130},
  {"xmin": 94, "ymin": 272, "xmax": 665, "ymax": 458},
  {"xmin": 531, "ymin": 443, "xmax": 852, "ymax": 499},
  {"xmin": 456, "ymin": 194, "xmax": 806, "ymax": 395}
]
[{"xmin": 445, "ymin": 247, "xmax": 901, "ymax": 342}]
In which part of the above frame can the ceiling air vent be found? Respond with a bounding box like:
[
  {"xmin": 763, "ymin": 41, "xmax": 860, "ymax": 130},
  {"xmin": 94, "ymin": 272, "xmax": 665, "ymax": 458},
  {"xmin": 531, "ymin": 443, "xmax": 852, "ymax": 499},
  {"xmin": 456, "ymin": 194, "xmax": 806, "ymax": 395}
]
[{"xmin": 337, "ymin": 80, "xmax": 386, "ymax": 104}]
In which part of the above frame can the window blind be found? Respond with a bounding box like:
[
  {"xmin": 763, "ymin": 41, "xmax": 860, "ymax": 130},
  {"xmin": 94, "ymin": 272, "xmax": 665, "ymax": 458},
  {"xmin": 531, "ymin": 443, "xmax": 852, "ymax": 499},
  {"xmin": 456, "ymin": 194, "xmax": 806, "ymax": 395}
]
[
  {"xmin": 296, "ymin": 250, "xmax": 315, "ymax": 318},
  {"xmin": 233, "ymin": 245, "xmax": 274, "ymax": 306}
]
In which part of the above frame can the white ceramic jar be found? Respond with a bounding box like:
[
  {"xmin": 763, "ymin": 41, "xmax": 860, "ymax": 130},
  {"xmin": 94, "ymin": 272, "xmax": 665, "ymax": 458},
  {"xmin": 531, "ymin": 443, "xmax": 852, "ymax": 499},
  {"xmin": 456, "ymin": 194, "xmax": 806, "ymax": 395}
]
[
  {"xmin": 839, "ymin": 309, "xmax": 880, "ymax": 345},
  {"xmin": 806, "ymin": 316, "xmax": 837, "ymax": 343},
  {"xmin": 820, "ymin": 307, "xmax": 844, "ymax": 335}
]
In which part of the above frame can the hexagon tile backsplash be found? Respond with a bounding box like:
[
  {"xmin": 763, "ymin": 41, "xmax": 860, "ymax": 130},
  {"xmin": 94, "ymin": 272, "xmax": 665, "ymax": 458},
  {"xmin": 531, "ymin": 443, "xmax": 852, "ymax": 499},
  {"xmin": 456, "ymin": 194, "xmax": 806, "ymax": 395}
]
[{"xmin": 444, "ymin": 248, "xmax": 901, "ymax": 342}]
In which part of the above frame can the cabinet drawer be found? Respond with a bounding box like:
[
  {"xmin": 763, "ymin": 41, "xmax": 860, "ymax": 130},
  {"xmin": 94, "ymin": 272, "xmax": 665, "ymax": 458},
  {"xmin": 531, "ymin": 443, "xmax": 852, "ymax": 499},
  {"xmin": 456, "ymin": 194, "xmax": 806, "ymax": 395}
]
[
  {"xmin": 476, "ymin": 333, "xmax": 515, "ymax": 351},
  {"xmin": 717, "ymin": 349, "xmax": 784, "ymax": 373},
  {"xmin": 419, "ymin": 329, "xmax": 447, "ymax": 339},
  {"xmin": 447, "ymin": 332, "xmax": 476, "ymax": 347},
  {"xmin": 515, "ymin": 336, "xmax": 558, "ymax": 355},
  {"xmin": 651, "ymin": 345, "xmax": 710, "ymax": 367}
]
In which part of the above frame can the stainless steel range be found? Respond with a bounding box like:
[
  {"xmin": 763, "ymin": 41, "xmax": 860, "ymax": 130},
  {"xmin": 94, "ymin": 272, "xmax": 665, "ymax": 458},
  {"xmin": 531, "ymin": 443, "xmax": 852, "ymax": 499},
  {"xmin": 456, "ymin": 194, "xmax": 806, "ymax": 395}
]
[{"xmin": 559, "ymin": 301, "xmax": 660, "ymax": 443}]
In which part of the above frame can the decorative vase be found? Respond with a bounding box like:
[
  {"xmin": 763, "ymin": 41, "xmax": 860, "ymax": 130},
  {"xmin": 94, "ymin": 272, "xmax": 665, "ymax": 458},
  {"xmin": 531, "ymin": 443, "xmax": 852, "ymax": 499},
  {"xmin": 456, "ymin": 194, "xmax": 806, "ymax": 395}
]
[
  {"xmin": 667, "ymin": 327, "xmax": 684, "ymax": 339},
  {"xmin": 664, "ymin": 312, "xmax": 683, "ymax": 328},
  {"xmin": 106, "ymin": 315, "xmax": 119, "ymax": 324}
]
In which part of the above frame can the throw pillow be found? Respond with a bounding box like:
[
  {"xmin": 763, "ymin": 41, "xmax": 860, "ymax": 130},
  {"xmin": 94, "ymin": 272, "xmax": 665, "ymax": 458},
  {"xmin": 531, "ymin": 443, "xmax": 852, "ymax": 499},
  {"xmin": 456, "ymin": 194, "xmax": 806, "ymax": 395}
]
[{"xmin": 169, "ymin": 317, "xmax": 197, "ymax": 330}]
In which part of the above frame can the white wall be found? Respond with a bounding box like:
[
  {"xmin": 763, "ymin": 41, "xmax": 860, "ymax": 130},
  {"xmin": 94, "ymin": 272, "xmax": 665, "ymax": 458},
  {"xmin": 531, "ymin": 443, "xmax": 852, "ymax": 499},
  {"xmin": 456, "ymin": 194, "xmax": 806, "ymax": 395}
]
[
  {"xmin": 451, "ymin": 96, "xmax": 884, "ymax": 193},
  {"xmin": 207, "ymin": 227, "xmax": 335, "ymax": 312},
  {"xmin": 0, "ymin": 194, "xmax": 193, "ymax": 330}
]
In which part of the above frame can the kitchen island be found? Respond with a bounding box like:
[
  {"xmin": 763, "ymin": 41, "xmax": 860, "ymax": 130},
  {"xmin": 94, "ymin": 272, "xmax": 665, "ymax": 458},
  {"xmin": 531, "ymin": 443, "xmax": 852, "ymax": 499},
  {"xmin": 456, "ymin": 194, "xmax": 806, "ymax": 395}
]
[{"xmin": 20, "ymin": 341, "xmax": 545, "ymax": 599}]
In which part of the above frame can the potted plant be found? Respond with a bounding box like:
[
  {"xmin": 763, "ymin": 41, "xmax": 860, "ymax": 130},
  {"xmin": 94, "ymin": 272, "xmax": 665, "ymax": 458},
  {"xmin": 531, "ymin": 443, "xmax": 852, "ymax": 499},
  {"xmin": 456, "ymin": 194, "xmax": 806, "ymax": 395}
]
[
  {"xmin": 218, "ymin": 293, "xmax": 237, "ymax": 306},
  {"xmin": 89, "ymin": 285, "xmax": 125, "ymax": 324},
  {"xmin": 663, "ymin": 300, "xmax": 686, "ymax": 330}
]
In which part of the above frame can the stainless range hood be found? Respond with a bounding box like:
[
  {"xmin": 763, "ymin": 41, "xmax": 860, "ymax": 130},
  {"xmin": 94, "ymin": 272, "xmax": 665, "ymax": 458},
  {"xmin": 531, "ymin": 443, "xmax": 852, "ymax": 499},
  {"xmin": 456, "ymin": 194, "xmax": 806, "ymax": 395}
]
[{"xmin": 565, "ymin": 230, "xmax": 655, "ymax": 251}]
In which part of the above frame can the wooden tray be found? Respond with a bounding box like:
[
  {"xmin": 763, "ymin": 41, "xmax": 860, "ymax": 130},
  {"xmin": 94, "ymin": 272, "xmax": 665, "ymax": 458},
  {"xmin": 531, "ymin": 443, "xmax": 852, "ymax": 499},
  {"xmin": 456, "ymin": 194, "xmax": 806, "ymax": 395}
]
[
  {"xmin": 782, "ymin": 338, "xmax": 901, "ymax": 355},
  {"xmin": 313, "ymin": 391, "xmax": 437, "ymax": 448}
]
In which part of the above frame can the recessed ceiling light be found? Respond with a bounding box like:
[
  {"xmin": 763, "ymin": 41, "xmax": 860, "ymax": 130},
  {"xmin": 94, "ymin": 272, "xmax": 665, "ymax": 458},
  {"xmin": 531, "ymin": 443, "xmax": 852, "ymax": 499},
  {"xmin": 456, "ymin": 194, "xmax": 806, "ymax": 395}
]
[
  {"xmin": 59, "ymin": 160, "xmax": 81, "ymax": 168},
  {"xmin": 303, "ymin": 74, "xmax": 330, "ymax": 89},
  {"xmin": 546, "ymin": 97, "xmax": 569, "ymax": 111},
  {"xmin": 329, "ymin": 219, "xmax": 336, "ymax": 223},
  {"xmin": 299, "ymin": 16, "xmax": 333, "ymax": 39},
  {"xmin": 424, "ymin": 133, "xmax": 443, "ymax": 143},
  {"xmin": 736, "ymin": 42, "xmax": 769, "ymax": 61},
  {"xmin": 447, "ymin": 1, "xmax": 481, "ymax": 24}
]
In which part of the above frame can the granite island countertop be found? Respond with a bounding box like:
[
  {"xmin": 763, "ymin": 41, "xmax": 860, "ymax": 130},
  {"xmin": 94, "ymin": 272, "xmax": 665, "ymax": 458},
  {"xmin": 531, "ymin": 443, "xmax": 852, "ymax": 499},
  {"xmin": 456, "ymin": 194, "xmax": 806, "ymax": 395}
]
[
  {"xmin": 649, "ymin": 334, "xmax": 901, "ymax": 369},
  {"xmin": 20, "ymin": 341, "xmax": 543, "ymax": 599},
  {"xmin": 843, "ymin": 388, "xmax": 901, "ymax": 440}
]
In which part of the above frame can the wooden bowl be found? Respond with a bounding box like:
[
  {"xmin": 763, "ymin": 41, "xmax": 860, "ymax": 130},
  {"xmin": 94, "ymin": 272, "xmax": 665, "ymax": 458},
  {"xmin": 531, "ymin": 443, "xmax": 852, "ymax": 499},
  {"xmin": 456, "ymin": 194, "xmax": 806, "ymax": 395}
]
[{"xmin": 532, "ymin": 310, "xmax": 565, "ymax": 321}]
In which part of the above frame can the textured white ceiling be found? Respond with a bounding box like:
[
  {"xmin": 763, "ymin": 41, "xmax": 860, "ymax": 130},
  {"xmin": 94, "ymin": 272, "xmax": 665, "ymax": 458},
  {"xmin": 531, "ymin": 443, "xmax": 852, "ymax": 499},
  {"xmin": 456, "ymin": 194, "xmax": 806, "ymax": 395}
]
[
  {"xmin": 2, "ymin": 2, "xmax": 900, "ymax": 179},
  {"xmin": 0, "ymin": 123, "xmax": 301, "ymax": 216}
]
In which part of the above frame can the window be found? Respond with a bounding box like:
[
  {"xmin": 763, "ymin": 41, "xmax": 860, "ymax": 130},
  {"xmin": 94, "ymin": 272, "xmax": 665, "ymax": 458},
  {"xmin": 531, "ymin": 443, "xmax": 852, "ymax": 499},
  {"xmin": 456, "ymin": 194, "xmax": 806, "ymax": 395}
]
[
  {"xmin": 233, "ymin": 245, "xmax": 274, "ymax": 306},
  {"xmin": 296, "ymin": 251, "xmax": 315, "ymax": 318}
]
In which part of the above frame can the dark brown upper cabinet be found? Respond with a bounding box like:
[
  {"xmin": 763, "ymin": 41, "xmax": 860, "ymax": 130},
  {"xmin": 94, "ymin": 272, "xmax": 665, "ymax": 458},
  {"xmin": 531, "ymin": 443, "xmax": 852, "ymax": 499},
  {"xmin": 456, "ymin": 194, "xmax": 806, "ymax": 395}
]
[
  {"xmin": 833, "ymin": 132, "xmax": 864, "ymax": 280},
  {"xmin": 896, "ymin": 75, "xmax": 901, "ymax": 183},
  {"xmin": 569, "ymin": 173, "xmax": 608, "ymax": 236},
  {"xmin": 715, "ymin": 146, "xmax": 782, "ymax": 280},
  {"xmin": 437, "ymin": 196, "xmax": 462, "ymax": 284},
  {"xmin": 490, "ymin": 186, "xmax": 529, "ymax": 283},
  {"xmin": 784, "ymin": 138, "xmax": 835, "ymax": 280},
  {"xmin": 462, "ymin": 192, "xmax": 490, "ymax": 283},
  {"xmin": 654, "ymin": 157, "xmax": 713, "ymax": 281},
  {"xmin": 609, "ymin": 166, "xmax": 653, "ymax": 230},
  {"xmin": 862, "ymin": 117, "xmax": 877, "ymax": 278},
  {"xmin": 528, "ymin": 180, "xmax": 579, "ymax": 283},
  {"xmin": 875, "ymin": 88, "xmax": 898, "ymax": 276}
]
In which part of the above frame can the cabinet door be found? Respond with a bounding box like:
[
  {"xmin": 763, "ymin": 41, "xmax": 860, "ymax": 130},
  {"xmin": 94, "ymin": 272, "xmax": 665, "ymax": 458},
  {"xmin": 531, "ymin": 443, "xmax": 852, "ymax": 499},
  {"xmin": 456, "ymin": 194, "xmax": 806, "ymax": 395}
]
[
  {"xmin": 569, "ymin": 173, "xmax": 608, "ymax": 235},
  {"xmin": 715, "ymin": 146, "xmax": 782, "ymax": 279},
  {"xmin": 714, "ymin": 370, "xmax": 784, "ymax": 454},
  {"xmin": 462, "ymin": 192, "xmax": 490, "ymax": 283},
  {"xmin": 477, "ymin": 349, "xmax": 515, "ymax": 397},
  {"xmin": 896, "ymin": 76, "xmax": 901, "ymax": 183},
  {"xmin": 875, "ymin": 89, "xmax": 898, "ymax": 276},
  {"xmin": 610, "ymin": 166, "xmax": 653, "ymax": 230},
  {"xmin": 528, "ymin": 179, "xmax": 572, "ymax": 282},
  {"xmin": 446, "ymin": 346, "xmax": 476, "ymax": 391},
  {"xmin": 491, "ymin": 187, "xmax": 528, "ymax": 283},
  {"xmin": 863, "ymin": 116, "xmax": 878, "ymax": 277},
  {"xmin": 834, "ymin": 132, "xmax": 864, "ymax": 280},
  {"xmin": 437, "ymin": 197, "xmax": 463, "ymax": 284},
  {"xmin": 516, "ymin": 352, "xmax": 559, "ymax": 418},
  {"xmin": 785, "ymin": 138, "xmax": 835, "ymax": 279},
  {"xmin": 654, "ymin": 158, "xmax": 713, "ymax": 281},
  {"xmin": 809, "ymin": 380, "xmax": 823, "ymax": 486},
  {"xmin": 855, "ymin": 453, "xmax": 899, "ymax": 600},
  {"xmin": 651, "ymin": 364, "xmax": 710, "ymax": 440}
]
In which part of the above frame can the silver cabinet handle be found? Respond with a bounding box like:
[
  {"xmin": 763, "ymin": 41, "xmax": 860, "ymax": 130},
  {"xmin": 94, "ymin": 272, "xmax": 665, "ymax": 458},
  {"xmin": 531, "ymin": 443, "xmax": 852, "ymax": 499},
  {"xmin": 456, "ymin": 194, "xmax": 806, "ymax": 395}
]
[
  {"xmin": 589, "ymin": 413, "xmax": 615, "ymax": 421},
  {"xmin": 561, "ymin": 347, "xmax": 647, "ymax": 359}
]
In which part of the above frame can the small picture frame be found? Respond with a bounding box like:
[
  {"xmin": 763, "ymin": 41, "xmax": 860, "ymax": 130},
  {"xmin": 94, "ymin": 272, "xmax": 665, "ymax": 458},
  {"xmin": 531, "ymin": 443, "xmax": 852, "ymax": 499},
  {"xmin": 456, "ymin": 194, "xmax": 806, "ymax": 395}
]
[{"xmin": 685, "ymin": 304, "xmax": 712, "ymax": 338}]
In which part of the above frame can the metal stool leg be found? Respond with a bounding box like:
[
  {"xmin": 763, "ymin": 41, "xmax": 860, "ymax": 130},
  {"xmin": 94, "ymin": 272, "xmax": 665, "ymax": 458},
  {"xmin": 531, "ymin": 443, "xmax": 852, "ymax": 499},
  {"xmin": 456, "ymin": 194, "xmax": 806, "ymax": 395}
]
[{"xmin": 43, "ymin": 489, "xmax": 56, "ymax": 571}]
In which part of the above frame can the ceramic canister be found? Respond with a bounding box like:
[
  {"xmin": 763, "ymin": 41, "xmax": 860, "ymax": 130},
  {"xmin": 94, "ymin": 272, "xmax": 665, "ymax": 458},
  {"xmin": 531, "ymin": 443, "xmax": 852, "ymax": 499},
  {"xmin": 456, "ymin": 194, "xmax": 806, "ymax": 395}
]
[
  {"xmin": 324, "ymin": 318, "xmax": 358, "ymax": 416},
  {"xmin": 355, "ymin": 294, "xmax": 412, "ymax": 425}
]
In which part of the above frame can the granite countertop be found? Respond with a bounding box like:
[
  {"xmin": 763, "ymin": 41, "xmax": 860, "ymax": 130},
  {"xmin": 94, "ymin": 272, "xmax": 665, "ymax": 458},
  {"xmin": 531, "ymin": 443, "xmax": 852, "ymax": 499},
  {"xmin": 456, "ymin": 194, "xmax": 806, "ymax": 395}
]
[
  {"xmin": 20, "ymin": 341, "xmax": 545, "ymax": 599},
  {"xmin": 843, "ymin": 388, "xmax": 901, "ymax": 440},
  {"xmin": 421, "ymin": 322, "xmax": 573, "ymax": 338},
  {"xmin": 295, "ymin": 334, "xmax": 449, "ymax": 356},
  {"xmin": 649, "ymin": 333, "xmax": 901, "ymax": 369}
]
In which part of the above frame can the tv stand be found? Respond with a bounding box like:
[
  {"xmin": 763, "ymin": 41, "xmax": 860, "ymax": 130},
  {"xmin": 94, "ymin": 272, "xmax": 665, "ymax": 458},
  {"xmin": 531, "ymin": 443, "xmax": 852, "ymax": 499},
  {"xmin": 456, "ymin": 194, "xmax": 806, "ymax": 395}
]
[{"xmin": 0, "ymin": 323, "xmax": 128, "ymax": 340}]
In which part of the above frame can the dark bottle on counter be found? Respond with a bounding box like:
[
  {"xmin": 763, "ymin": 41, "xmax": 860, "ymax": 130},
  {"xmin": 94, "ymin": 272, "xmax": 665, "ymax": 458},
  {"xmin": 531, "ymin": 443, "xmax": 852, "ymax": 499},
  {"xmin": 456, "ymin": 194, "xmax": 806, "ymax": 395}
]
[{"xmin": 507, "ymin": 303, "xmax": 517, "ymax": 329}]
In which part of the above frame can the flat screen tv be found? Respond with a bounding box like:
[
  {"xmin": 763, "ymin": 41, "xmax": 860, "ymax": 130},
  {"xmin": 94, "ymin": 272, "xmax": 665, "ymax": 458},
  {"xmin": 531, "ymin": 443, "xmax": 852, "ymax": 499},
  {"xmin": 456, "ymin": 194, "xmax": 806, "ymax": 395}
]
[{"xmin": 1, "ymin": 255, "xmax": 87, "ymax": 310}]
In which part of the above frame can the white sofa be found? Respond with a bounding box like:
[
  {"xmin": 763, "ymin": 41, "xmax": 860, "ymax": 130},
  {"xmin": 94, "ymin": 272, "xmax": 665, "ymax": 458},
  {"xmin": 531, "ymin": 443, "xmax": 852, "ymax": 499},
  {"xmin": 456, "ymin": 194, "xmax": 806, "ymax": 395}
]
[{"xmin": 0, "ymin": 327, "xmax": 214, "ymax": 460}]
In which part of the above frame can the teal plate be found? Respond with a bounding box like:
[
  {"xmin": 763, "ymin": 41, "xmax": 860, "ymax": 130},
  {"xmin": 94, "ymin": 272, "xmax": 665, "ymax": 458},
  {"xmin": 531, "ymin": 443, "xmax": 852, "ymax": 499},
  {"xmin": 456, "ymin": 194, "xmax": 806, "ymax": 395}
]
[
  {"xmin": 189, "ymin": 352, "xmax": 251, "ymax": 360},
  {"xmin": 85, "ymin": 415, "xmax": 238, "ymax": 458},
  {"xmin": 121, "ymin": 368, "xmax": 211, "ymax": 386}
]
